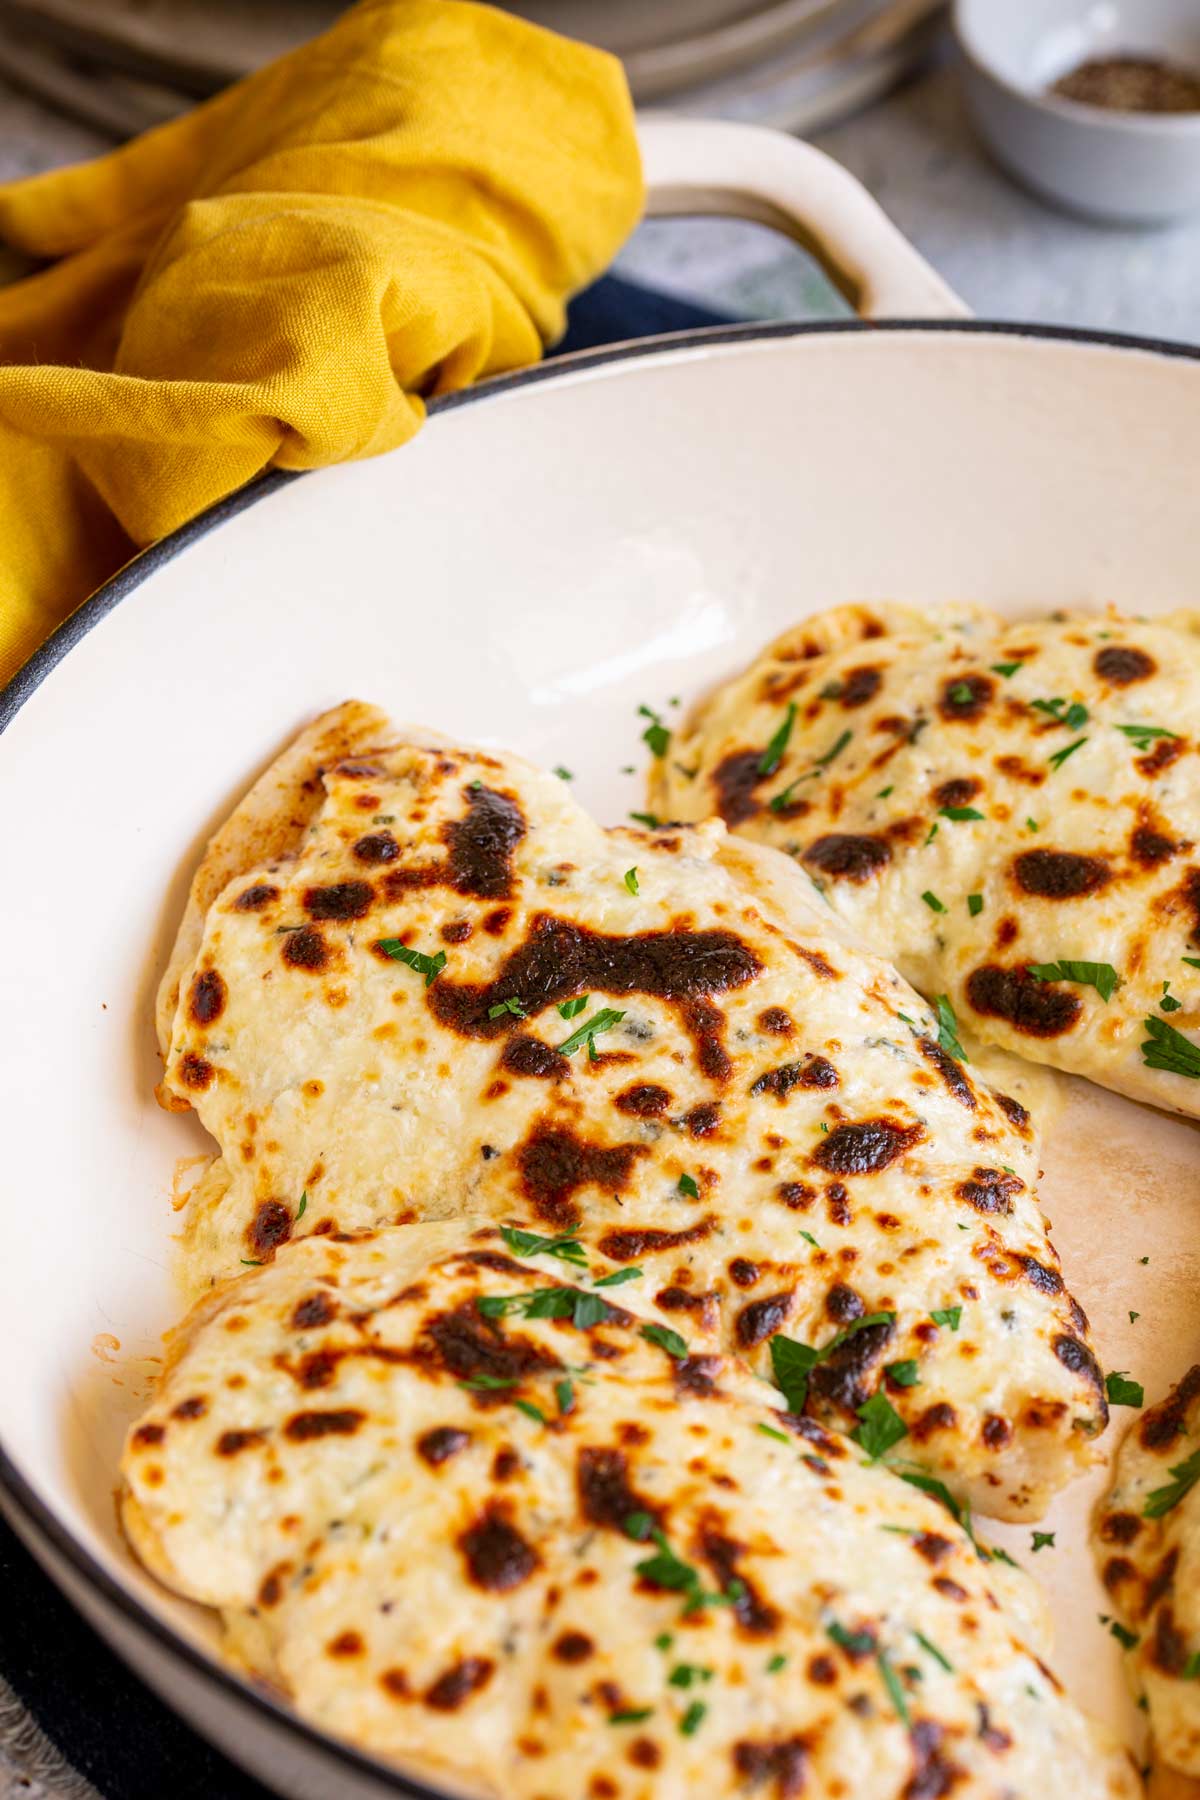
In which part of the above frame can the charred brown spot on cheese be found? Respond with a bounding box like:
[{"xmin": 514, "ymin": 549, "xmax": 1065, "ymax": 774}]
[
  {"xmin": 775, "ymin": 1181, "xmax": 815, "ymax": 1211},
  {"xmin": 424, "ymin": 1657, "xmax": 495, "ymax": 1711},
  {"xmin": 1012, "ymin": 849, "xmax": 1111, "ymax": 899},
  {"xmin": 188, "ymin": 969, "xmax": 226, "ymax": 1028},
  {"xmin": 458, "ymin": 1503, "xmax": 538, "ymax": 1592},
  {"xmin": 1138, "ymin": 735, "xmax": 1186, "ymax": 779},
  {"xmin": 1131, "ymin": 814, "xmax": 1184, "ymax": 868},
  {"xmin": 442, "ymin": 920, "xmax": 472, "ymax": 944},
  {"xmin": 911, "ymin": 1402, "xmax": 957, "ymax": 1443},
  {"xmin": 577, "ymin": 1446, "xmax": 659, "ymax": 1533},
  {"xmin": 1052, "ymin": 1335, "xmax": 1106, "ymax": 1405},
  {"xmin": 304, "ymin": 881, "xmax": 373, "ymax": 921},
  {"xmin": 380, "ymin": 865, "xmax": 441, "ymax": 898},
  {"xmin": 676, "ymin": 1354, "xmax": 722, "ymax": 1398},
  {"xmin": 1019, "ymin": 1254, "xmax": 1062, "ymax": 1295},
  {"xmin": 809, "ymin": 1318, "xmax": 893, "ymax": 1413},
  {"xmin": 614, "ymin": 1083, "xmax": 671, "ymax": 1117},
  {"xmin": 913, "ymin": 1532, "xmax": 954, "ymax": 1564},
  {"xmin": 627, "ymin": 1738, "xmax": 661, "ymax": 1771},
  {"xmin": 282, "ymin": 926, "xmax": 330, "ymax": 971},
  {"xmin": 216, "ymin": 1428, "xmax": 266, "ymax": 1456},
  {"xmin": 599, "ymin": 1219, "xmax": 716, "ymax": 1263},
  {"xmin": 379, "ymin": 1668, "xmax": 411, "ymax": 1701},
  {"xmin": 695, "ymin": 1521, "xmax": 779, "ymax": 1635},
  {"xmin": 1099, "ymin": 1511, "xmax": 1143, "ymax": 1546},
  {"xmin": 443, "ymin": 785, "xmax": 526, "ymax": 899},
  {"xmin": 825, "ymin": 1284, "xmax": 865, "ymax": 1324},
  {"xmin": 171, "ymin": 1396, "xmax": 207, "ymax": 1422},
  {"xmin": 807, "ymin": 1654, "xmax": 837, "ymax": 1685},
  {"xmin": 552, "ymin": 1631, "xmax": 594, "ymax": 1664},
  {"xmin": 813, "ymin": 1117, "xmax": 923, "ymax": 1176},
  {"xmin": 995, "ymin": 753, "xmax": 1046, "ymax": 787},
  {"xmin": 1139, "ymin": 1364, "xmax": 1200, "ymax": 1449},
  {"xmin": 132, "ymin": 1422, "xmax": 165, "ymax": 1448},
  {"xmin": 178, "ymin": 1052, "xmax": 214, "ymax": 1091},
  {"xmin": 501, "ymin": 1037, "xmax": 566, "ymax": 1081},
  {"xmin": 994, "ymin": 1091, "xmax": 1031, "ymax": 1133},
  {"xmin": 685, "ymin": 1102, "xmax": 721, "ymax": 1138},
  {"xmin": 327, "ymin": 1630, "xmax": 364, "ymax": 1659},
  {"xmin": 939, "ymin": 672, "xmax": 994, "ymax": 721},
  {"xmin": 416, "ymin": 1425, "xmax": 470, "ymax": 1467},
  {"xmin": 838, "ymin": 665, "xmax": 883, "ymax": 709},
  {"xmin": 909, "ymin": 1721, "xmax": 964, "ymax": 1798},
  {"xmin": 1145, "ymin": 1546, "xmax": 1180, "ymax": 1614},
  {"xmin": 934, "ymin": 776, "xmax": 982, "ymax": 809},
  {"xmin": 352, "ymin": 832, "xmax": 399, "ymax": 864},
  {"xmin": 291, "ymin": 1291, "xmax": 337, "ymax": 1330},
  {"xmin": 729, "ymin": 1258, "xmax": 760, "ymax": 1289},
  {"xmin": 712, "ymin": 749, "xmax": 768, "ymax": 826},
  {"xmin": 428, "ymin": 914, "xmax": 761, "ymax": 1041},
  {"xmin": 917, "ymin": 1037, "xmax": 975, "ymax": 1108},
  {"xmin": 249, "ymin": 1200, "xmax": 293, "ymax": 1258},
  {"xmin": 283, "ymin": 1408, "xmax": 365, "ymax": 1442},
  {"xmin": 757, "ymin": 1007, "xmax": 794, "ymax": 1036},
  {"xmin": 656, "ymin": 1286, "xmax": 718, "ymax": 1329},
  {"xmin": 258, "ymin": 1563, "xmax": 291, "ymax": 1608},
  {"xmin": 492, "ymin": 1446, "xmax": 520, "ymax": 1482},
  {"xmin": 1095, "ymin": 644, "xmax": 1156, "ymax": 685},
  {"xmin": 803, "ymin": 833, "xmax": 892, "ymax": 883},
  {"xmin": 732, "ymin": 1739, "xmax": 809, "ymax": 1797},
  {"xmin": 735, "ymin": 1290, "xmax": 795, "ymax": 1349},
  {"xmin": 234, "ymin": 882, "xmax": 278, "ymax": 912},
  {"xmin": 1151, "ymin": 1606, "xmax": 1188, "ymax": 1677},
  {"xmin": 967, "ymin": 963, "xmax": 1083, "ymax": 1037},
  {"xmin": 422, "ymin": 1303, "xmax": 559, "ymax": 1391},
  {"xmin": 956, "ymin": 1167, "xmax": 1023, "ymax": 1215},
  {"xmin": 995, "ymin": 916, "xmax": 1019, "ymax": 950},
  {"xmin": 679, "ymin": 995, "xmax": 731, "ymax": 1083},
  {"xmin": 516, "ymin": 1123, "xmax": 646, "ymax": 1229}
]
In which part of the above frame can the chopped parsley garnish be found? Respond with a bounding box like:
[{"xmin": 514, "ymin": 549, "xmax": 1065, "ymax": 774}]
[
  {"xmin": 967, "ymin": 893, "xmax": 984, "ymax": 917},
  {"xmin": 1047, "ymin": 735, "xmax": 1088, "ymax": 771},
  {"xmin": 1143, "ymin": 1446, "xmax": 1200, "ymax": 1518},
  {"xmin": 947, "ymin": 681, "xmax": 974, "ymax": 706},
  {"xmin": 1183, "ymin": 1652, "xmax": 1200, "ymax": 1681},
  {"xmin": 1130, "ymin": 1311, "xmax": 1140, "ymax": 1324},
  {"xmin": 593, "ymin": 1266, "xmax": 643, "ymax": 1287},
  {"xmin": 639, "ymin": 704, "xmax": 670, "ymax": 758},
  {"xmin": 876, "ymin": 1650, "xmax": 910, "ymax": 1726},
  {"xmin": 679, "ymin": 1700, "xmax": 707, "ymax": 1736},
  {"xmin": 514, "ymin": 1398, "xmax": 547, "ymax": 1425},
  {"xmin": 1183, "ymin": 957, "xmax": 1200, "ymax": 972},
  {"xmin": 1031, "ymin": 1532, "xmax": 1055, "ymax": 1553},
  {"xmin": 1108, "ymin": 1620, "xmax": 1139, "ymax": 1651},
  {"xmin": 924, "ymin": 822, "xmax": 939, "ymax": 846},
  {"xmin": 799, "ymin": 1230, "xmax": 820, "ymax": 1248},
  {"xmin": 885, "ymin": 1360, "xmax": 920, "ymax": 1387},
  {"xmin": 239, "ymin": 1258, "xmax": 263, "ymax": 1266},
  {"xmin": 668, "ymin": 1663, "xmax": 713, "ymax": 1689},
  {"xmin": 1140, "ymin": 1256, "xmax": 1150, "ymax": 1265},
  {"xmin": 934, "ymin": 993, "xmax": 968, "ymax": 1063},
  {"xmin": 914, "ymin": 1631, "xmax": 953, "ymax": 1673},
  {"xmin": 377, "ymin": 941, "xmax": 447, "ymax": 986},
  {"xmin": 477, "ymin": 1286, "xmax": 616, "ymax": 1331},
  {"xmin": 555, "ymin": 1378, "xmax": 575, "ymax": 1416},
  {"xmin": 655, "ymin": 1633, "xmax": 674, "ymax": 1652},
  {"xmin": 877, "ymin": 785, "xmax": 894, "ymax": 799},
  {"xmin": 630, "ymin": 1524, "xmax": 741, "ymax": 1615},
  {"xmin": 557, "ymin": 995, "xmax": 589, "ymax": 1019},
  {"xmin": 678, "ymin": 1173, "xmax": 700, "ymax": 1199},
  {"xmin": 931, "ymin": 1306, "xmax": 962, "ymax": 1331},
  {"xmin": 769, "ymin": 1313, "xmax": 896, "ymax": 1414},
  {"xmin": 1028, "ymin": 960, "xmax": 1120, "ymax": 1004},
  {"xmin": 899, "ymin": 1470, "xmax": 969, "ymax": 1534},
  {"xmin": 1032, "ymin": 696, "xmax": 1088, "ymax": 731},
  {"xmin": 757, "ymin": 1423, "xmax": 790, "ymax": 1444},
  {"xmin": 488, "ymin": 996, "xmax": 527, "ymax": 1019},
  {"xmin": 559, "ymin": 1006, "xmax": 626, "ymax": 1057},
  {"xmin": 1116, "ymin": 723, "xmax": 1179, "ymax": 752},
  {"xmin": 554, "ymin": 766, "xmax": 573, "ymax": 781},
  {"xmin": 500, "ymin": 1225, "xmax": 587, "ymax": 1266},
  {"xmin": 766, "ymin": 1653, "xmax": 788, "ymax": 1673},
  {"xmin": 1026, "ymin": 817, "xmax": 1039, "ymax": 832},
  {"xmin": 768, "ymin": 729, "xmax": 852, "ymax": 811},
  {"xmin": 1161, "ymin": 981, "xmax": 1182, "ymax": 1013},
  {"xmin": 940, "ymin": 805, "xmax": 985, "ymax": 823},
  {"xmin": 758, "ymin": 703, "xmax": 797, "ymax": 778},
  {"xmin": 853, "ymin": 1393, "xmax": 909, "ymax": 1461},
  {"xmin": 630, "ymin": 811, "xmax": 660, "ymax": 829},
  {"xmin": 296, "ymin": 1190, "xmax": 307, "ymax": 1220},
  {"xmin": 1141, "ymin": 1015, "xmax": 1200, "ymax": 1079},
  {"xmin": 624, "ymin": 867, "xmax": 640, "ymax": 895},
  {"xmin": 827, "ymin": 1621, "xmax": 874, "ymax": 1658},
  {"xmin": 991, "ymin": 661, "xmax": 1022, "ymax": 678},
  {"xmin": 1105, "ymin": 1375, "xmax": 1142, "ymax": 1417},
  {"xmin": 640, "ymin": 1323, "xmax": 689, "ymax": 1359},
  {"xmin": 459, "ymin": 1373, "xmax": 518, "ymax": 1392},
  {"xmin": 922, "ymin": 890, "xmax": 946, "ymax": 914},
  {"xmin": 609, "ymin": 1708, "xmax": 654, "ymax": 1725},
  {"xmin": 625, "ymin": 1512, "xmax": 654, "ymax": 1541}
]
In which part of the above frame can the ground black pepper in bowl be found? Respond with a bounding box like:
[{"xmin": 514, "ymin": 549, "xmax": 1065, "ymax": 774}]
[{"xmin": 1051, "ymin": 55, "xmax": 1200, "ymax": 114}]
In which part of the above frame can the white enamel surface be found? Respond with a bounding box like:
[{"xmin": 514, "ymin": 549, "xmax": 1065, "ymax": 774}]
[
  {"xmin": 955, "ymin": 0, "xmax": 1200, "ymax": 223},
  {"xmin": 4, "ymin": 324, "xmax": 1200, "ymax": 1792}
]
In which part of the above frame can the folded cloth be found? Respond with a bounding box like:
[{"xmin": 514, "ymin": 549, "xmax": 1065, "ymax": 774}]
[{"xmin": 0, "ymin": 0, "xmax": 642, "ymax": 684}]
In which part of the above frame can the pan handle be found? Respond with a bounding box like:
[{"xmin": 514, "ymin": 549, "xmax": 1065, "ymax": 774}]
[{"xmin": 637, "ymin": 115, "xmax": 969, "ymax": 321}]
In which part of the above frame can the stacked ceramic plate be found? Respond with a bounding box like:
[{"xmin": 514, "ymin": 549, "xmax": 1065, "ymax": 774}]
[{"xmin": 0, "ymin": 0, "xmax": 943, "ymax": 137}]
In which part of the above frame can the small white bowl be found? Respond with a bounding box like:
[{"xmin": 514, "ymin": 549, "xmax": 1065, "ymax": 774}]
[{"xmin": 954, "ymin": 0, "xmax": 1200, "ymax": 224}]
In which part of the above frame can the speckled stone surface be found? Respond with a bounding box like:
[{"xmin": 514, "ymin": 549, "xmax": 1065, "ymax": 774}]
[{"xmin": 0, "ymin": 35, "xmax": 1197, "ymax": 1798}]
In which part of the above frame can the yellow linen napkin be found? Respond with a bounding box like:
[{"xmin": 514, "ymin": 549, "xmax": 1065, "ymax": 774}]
[{"xmin": 0, "ymin": 0, "xmax": 642, "ymax": 683}]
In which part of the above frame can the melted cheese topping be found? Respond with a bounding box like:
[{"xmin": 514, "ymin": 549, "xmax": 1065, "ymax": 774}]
[
  {"xmin": 122, "ymin": 1227, "xmax": 1137, "ymax": 1800},
  {"xmin": 655, "ymin": 604, "xmax": 1200, "ymax": 1117},
  {"xmin": 1095, "ymin": 1367, "xmax": 1200, "ymax": 1778},
  {"xmin": 160, "ymin": 726, "xmax": 1110, "ymax": 1521}
]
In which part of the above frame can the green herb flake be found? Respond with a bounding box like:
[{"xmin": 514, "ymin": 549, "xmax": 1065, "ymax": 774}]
[
  {"xmin": 934, "ymin": 993, "xmax": 968, "ymax": 1063},
  {"xmin": 459, "ymin": 1374, "xmax": 518, "ymax": 1392},
  {"xmin": 885, "ymin": 1360, "xmax": 920, "ymax": 1387},
  {"xmin": 931, "ymin": 1306, "xmax": 962, "ymax": 1332},
  {"xmin": 1025, "ymin": 817, "xmax": 1039, "ymax": 833},
  {"xmin": 940, "ymin": 805, "xmax": 985, "ymax": 823},
  {"xmin": 1028, "ymin": 960, "xmax": 1120, "ymax": 1004},
  {"xmin": 630, "ymin": 811, "xmax": 660, "ymax": 829},
  {"xmin": 655, "ymin": 1633, "xmax": 674, "ymax": 1652},
  {"xmin": 770, "ymin": 1313, "xmax": 896, "ymax": 1414},
  {"xmin": 1141, "ymin": 1015, "xmax": 1200, "ymax": 1080},
  {"xmin": 488, "ymin": 996, "xmax": 527, "ymax": 1020},
  {"xmin": 852, "ymin": 1392, "xmax": 909, "ymax": 1462},
  {"xmin": 877, "ymin": 1650, "xmax": 911, "ymax": 1726},
  {"xmin": 914, "ymin": 1631, "xmax": 953, "ymax": 1673},
  {"xmin": 1105, "ymin": 1371, "xmax": 1144, "ymax": 1409},
  {"xmin": 827, "ymin": 1621, "xmax": 875, "ymax": 1658},
  {"xmin": 1116, "ymin": 723, "xmax": 1179, "ymax": 752},
  {"xmin": 239, "ymin": 1258, "xmax": 263, "ymax": 1266},
  {"xmin": 624, "ymin": 867, "xmax": 640, "ymax": 896},
  {"xmin": 1183, "ymin": 957, "xmax": 1200, "ymax": 971},
  {"xmin": 593, "ymin": 1265, "xmax": 643, "ymax": 1288},
  {"xmin": 1047, "ymin": 736, "xmax": 1088, "ymax": 772},
  {"xmin": 991, "ymin": 661, "xmax": 1022, "ymax": 678},
  {"xmin": 513, "ymin": 1398, "xmax": 547, "ymax": 1425},
  {"xmin": 1031, "ymin": 1531, "xmax": 1055, "ymax": 1553},
  {"xmin": 948, "ymin": 681, "xmax": 974, "ymax": 706},
  {"xmin": 1108, "ymin": 1620, "xmax": 1139, "ymax": 1652},
  {"xmin": 679, "ymin": 1701, "xmax": 707, "ymax": 1737},
  {"xmin": 668, "ymin": 1663, "xmax": 713, "ymax": 1690},
  {"xmin": 758, "ymin": 703, "xmax": 797, "ymax": 778},
  {"xmin": 799, "ymin": 1230, "xmax": 820, "ymax": 1248},
  {"xmin": 877, "ymin": 785, "xmax": 894, "ymax": 799},
  {"xmin": 922, "ymin": 890, "xmax": 946, "ymax": 914},
  {"xmin": 1129, "ymin": 1311, "xmax": 1140, "ymax": 1324},
  {"xmin": 555, "ymin": 1378, "xmax": 575, "ymax": 1416},
  {"xmin": 500, "ymin": 1225, "xmax": 587, "ymax": 1266},
  {"xmin": 967, "ymin": 893, "xmax": 984, "ymax": 917},
  {"xmin": 678, "ymin": 1172, "xmax": 700, "ymax": 1199},
  {"xmin": 377, "ymin": 941, "xmax": 448, "ymax": 987},
  {"xmin": 757, "ymin": 1423, "xmax": 790, "ymax": 1444},
  {"xmin": 559, "ymin": 1006, "xmax": 626, "ymax": 1057},
  {"xmin": 1144, "ymin": 1446, "xmax": 1200, "ymax": 1519},
  {"xmin": 1161, "ymin": 981, "xmax": 1182, "ymax": 1013},
  {"xmin": 554, "ymin": 766, "xmax": 573, "ymax": 782},
  {"xmin": 557, "ymin": 995, "xmax": 589, "ymax": 1019},
  {"xmin": 295, "ymin": 1190, "xmax": 307, "ymax": 1220},
  {"xmin": 924, "ymin": 822, "xmax": 939, "ymax": 846},
  {"xmin": 767, "ymin": 1653, "xmax": 788, "ymax": 1673},
  {"xmin": 624, "ymin": 1512, "xmax": 654, "ymax": 1541},
  {"xmin": 639, "ymin": 705, "xmax": 670, "ymax": 759},
  {"xmin": 640, "ymin": 1324, "xmax": 688, "ymax": 1359},
  {"xmin": 609, "ymin": 1708, "xmax": 654, "ymax": 1726},
  {"xmin": 769, "ymin": 729, "xmax": 852, "ymax": 812}
]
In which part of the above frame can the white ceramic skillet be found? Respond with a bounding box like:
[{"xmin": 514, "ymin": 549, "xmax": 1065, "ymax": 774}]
[{"xmin": 2, "ymin": 118, "xmax": 1200, "ymax": 1800}]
